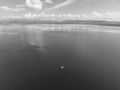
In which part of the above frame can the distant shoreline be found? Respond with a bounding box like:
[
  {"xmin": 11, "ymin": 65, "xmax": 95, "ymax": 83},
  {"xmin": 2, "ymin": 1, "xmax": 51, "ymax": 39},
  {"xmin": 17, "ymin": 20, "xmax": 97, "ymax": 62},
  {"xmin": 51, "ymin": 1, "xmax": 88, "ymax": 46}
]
[{"xmin": 0, "ymin": 20, "xmax": 120, "ymax": 27}]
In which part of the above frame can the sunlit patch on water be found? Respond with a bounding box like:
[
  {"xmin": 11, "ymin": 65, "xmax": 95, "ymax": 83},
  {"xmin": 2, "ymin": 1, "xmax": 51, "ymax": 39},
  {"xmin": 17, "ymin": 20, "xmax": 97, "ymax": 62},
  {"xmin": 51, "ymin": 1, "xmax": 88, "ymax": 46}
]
[
  {"xmin": 1, "ymin": 24, "xmax": 120, "ymax": 33},
  {"xmin": 0, "ymin": 32, "xmax": 18, "ymax": 35}
]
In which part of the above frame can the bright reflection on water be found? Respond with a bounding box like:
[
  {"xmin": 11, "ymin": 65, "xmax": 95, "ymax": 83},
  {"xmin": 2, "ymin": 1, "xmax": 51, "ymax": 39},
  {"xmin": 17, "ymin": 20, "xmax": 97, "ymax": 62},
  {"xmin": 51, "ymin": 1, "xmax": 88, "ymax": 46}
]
[
  {"xmin": 1, "ymin": 24, "xmax": 120, "ymax": 90},
  {"xmin": 25, "ymin": 25, "xmax": 46, "ymax": 53}
]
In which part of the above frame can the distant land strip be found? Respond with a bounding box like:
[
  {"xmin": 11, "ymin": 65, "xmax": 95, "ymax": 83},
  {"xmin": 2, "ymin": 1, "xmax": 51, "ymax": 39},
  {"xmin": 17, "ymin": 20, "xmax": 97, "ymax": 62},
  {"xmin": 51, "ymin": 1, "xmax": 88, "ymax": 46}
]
[{"xmin": 0, "ymin": 19, "xmax": 120, "ymax": 27}]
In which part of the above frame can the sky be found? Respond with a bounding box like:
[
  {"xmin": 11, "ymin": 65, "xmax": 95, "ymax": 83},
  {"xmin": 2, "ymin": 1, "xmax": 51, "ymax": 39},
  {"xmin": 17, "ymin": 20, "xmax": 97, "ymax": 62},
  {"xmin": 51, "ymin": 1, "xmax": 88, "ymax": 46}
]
[{"xmin": 0, "ymin": 0, "xmax": 120, "ymax": 20}]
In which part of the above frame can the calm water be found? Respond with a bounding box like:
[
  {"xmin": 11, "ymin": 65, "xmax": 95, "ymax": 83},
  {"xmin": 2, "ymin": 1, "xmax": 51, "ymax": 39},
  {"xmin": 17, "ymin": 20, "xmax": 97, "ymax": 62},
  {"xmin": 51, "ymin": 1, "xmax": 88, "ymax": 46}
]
[{"xmin": 1, "ymin": 24, "xmax": 120, "ymax": 90}]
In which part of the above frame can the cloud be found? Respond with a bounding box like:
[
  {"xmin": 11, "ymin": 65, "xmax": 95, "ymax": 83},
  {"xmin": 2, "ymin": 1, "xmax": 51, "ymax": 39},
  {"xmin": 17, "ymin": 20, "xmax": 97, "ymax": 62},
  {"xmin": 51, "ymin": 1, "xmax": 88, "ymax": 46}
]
[
  {"xmin": 24, "ymin": 13, "xmax": 33, "ymax": 18},
  {"xmin": 24, "ymin": 13, "xmax": 46, "ymax": 18},
  {"xmin": 17, "ymin": 0, "xmax": 53, "ymax": 10},
  {"xmin": 16, "ymin": 0, "xmax": 74, "ymax": 11},
  {"xmin": 25, "ymin": 0, "xmax": 43, "ymax": 10},
  {"xmin": 11, "ymin": 8, "xmax": 25, "ymax": 12},
  {"xmin": 0, "ymin": 6, "xmax": 25, "ymax": 12},
  {"xmin": 24, "ymin": 13, "xmax": 42, "ymax": 18},
  {"xmin": 44, "ymin": 0, "xmax": 53, "ymax": 3},
  {"xmin": 0, "ymin": 15, "xmax": 22, "ymax": 19},
  {"xmin": 80, "ymin": 11, "xmax": 120, "ymax": 21},
  {"xmin": 1, "ymin": 0, "xmax": 75, "ymax": 13},
  {"xmin": 43, "ymin": 0, "xmax": 76, "ymax": 12},
  {"xmin": 0, "ymin": 6, "xmax": 10, "ymax": 10},
  {"xmin": 91, "ymin": 11, "xmax": 104, "ymax": 17}
]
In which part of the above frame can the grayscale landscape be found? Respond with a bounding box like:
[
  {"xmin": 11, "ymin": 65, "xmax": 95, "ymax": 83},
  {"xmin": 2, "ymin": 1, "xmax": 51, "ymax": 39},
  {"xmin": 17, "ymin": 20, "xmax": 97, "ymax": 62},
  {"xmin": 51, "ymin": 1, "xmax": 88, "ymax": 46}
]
[{"xmin": 1, "ymin": 0, "xmax": 120, "ymax": 90}]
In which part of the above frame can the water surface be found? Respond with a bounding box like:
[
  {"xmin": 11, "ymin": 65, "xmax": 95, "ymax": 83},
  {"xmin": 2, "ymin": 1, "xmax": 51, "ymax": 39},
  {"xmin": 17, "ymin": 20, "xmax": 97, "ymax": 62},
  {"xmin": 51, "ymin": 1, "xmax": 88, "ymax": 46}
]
[{"xmin": 1, "ymin": 24, "xmax": 120, "ymax": 90}]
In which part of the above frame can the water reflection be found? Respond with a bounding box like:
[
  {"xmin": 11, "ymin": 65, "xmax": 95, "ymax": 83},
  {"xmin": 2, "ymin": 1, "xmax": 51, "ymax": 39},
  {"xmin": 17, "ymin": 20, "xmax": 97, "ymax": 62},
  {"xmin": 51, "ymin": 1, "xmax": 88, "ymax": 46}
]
[
  {"xmin": 1, "ymin": 24, "xmax": 120, "ymax": 89},
  {"xmin": 25, "ymin": 25, "xmax": 47, "ymax": 53}
]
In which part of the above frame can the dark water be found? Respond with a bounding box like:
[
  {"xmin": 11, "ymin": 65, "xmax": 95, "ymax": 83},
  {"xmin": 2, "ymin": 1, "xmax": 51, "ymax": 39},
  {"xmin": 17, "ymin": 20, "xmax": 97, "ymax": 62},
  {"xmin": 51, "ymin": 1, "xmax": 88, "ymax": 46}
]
[{"xmin": 1, "ymin": 24, "xmax": 120, "ymax": 90}]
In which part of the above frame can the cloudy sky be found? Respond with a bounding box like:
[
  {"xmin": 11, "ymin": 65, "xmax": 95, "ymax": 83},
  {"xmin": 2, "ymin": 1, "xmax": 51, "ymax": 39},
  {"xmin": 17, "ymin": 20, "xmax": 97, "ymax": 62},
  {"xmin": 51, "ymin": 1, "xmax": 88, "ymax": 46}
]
[{"xmin": 0, "ymin": 0, "xmax": 120, "ymax": 20}]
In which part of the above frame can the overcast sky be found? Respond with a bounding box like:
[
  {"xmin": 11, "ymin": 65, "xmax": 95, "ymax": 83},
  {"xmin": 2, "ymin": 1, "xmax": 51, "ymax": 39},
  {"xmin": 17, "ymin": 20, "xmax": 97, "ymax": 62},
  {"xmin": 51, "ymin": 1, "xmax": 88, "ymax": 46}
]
[{"xmin": 0, "ymin": 0, "xmax": 120, "ymax": 20}]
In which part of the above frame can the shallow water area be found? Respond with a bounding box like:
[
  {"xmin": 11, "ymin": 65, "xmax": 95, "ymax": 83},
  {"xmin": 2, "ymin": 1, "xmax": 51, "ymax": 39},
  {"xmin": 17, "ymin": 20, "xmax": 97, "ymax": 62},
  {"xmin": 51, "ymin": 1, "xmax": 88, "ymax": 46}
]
[{"xmin": 0, "ymin": 24, "xmax": 120, "ymax": 90}]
